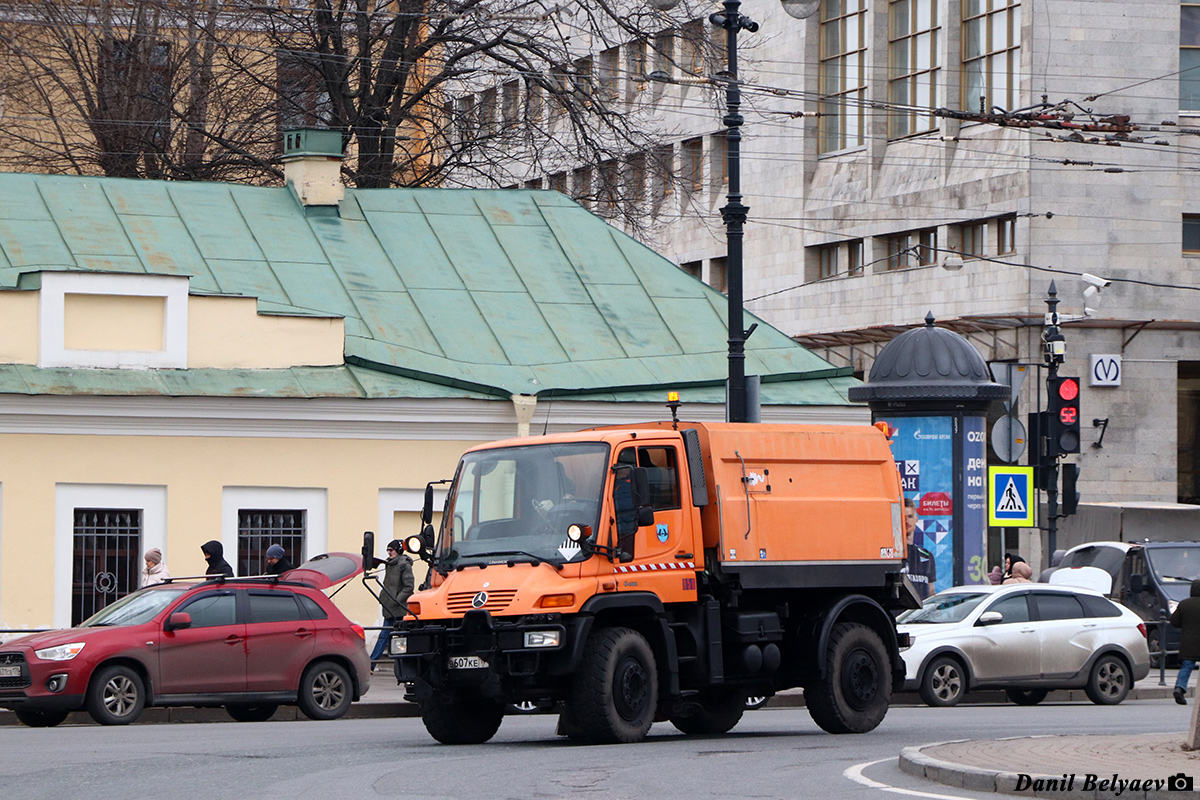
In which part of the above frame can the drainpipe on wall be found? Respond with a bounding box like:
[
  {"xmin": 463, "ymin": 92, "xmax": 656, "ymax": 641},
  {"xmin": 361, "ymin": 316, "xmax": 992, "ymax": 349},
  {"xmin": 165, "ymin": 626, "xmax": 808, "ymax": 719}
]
[{"xmin": 511, "ymin": 394, "xmax": 538, "ymax": 438}]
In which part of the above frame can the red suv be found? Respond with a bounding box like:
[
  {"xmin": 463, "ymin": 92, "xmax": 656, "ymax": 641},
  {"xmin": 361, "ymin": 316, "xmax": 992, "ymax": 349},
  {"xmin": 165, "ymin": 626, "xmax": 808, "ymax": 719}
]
[{"xmin": 0, "ymin": 553, "xmax": 370, "ymax": 727}]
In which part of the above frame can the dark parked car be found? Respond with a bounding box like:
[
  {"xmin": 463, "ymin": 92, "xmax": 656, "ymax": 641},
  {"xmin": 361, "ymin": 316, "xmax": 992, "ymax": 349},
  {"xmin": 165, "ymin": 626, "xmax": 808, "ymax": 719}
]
[
  {"xmin": 1059, "ymin": 541, "xmax": 1200, "ymax": 665},
  {"xmin": 0, "ymin": 553, "xmax": 369, "ymax": 727}
]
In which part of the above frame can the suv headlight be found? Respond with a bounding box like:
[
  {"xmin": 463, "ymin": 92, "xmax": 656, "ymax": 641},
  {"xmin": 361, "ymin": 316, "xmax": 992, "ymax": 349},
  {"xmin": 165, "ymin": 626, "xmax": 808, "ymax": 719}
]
[
  {"xmin": 35, "ymin": 642, "xmax": 85, "ymax": 661},
  {"xmin": 389, "ymin": 636, "xmax": 408, "ymax": 656},
  {"xmin": 524, "ymin": 630, "xmax": 560, "ymax": 648}
]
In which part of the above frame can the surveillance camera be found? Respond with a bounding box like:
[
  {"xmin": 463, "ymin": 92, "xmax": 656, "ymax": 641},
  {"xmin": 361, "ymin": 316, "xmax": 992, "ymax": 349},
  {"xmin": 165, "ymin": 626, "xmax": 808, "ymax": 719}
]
[{"xmin": 1081, "ymin": 273, "xmax": 1112, "ymax": 289}]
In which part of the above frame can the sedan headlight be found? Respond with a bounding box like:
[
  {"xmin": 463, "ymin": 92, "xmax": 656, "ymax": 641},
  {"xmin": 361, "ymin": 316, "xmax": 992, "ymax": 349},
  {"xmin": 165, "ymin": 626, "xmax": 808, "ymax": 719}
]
[
  {"xmin": 35, "ymin": 642, "xmax": 85, "ymax": 661},
  {"xmin": 524, "ymin": 630, "xmax": 560, "ymax": 648},
  {"xmin": 389, "ymin": 636, "xmax": 408, "ymax": 656}
]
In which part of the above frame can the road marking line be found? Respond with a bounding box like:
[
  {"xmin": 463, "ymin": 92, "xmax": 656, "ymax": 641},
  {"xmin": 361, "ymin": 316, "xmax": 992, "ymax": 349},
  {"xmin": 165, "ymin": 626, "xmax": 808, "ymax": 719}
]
[{"xmin": 844, "ymin": 758, "xmax": 979, "ymax": 800}]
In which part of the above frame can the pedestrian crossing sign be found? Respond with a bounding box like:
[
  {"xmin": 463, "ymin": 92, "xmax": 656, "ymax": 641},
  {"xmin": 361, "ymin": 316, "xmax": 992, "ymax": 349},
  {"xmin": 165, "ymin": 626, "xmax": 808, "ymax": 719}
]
[{"xmin": 988, "ymin": 466, "xmax": 1034, "ymax": 527}]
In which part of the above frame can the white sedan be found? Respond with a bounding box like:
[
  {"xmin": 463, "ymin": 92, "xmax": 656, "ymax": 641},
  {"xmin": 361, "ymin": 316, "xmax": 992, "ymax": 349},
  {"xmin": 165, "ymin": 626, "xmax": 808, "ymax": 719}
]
[{"xmin": 897, "ymin": 583, "xmax": 1150, "ymax": 707}]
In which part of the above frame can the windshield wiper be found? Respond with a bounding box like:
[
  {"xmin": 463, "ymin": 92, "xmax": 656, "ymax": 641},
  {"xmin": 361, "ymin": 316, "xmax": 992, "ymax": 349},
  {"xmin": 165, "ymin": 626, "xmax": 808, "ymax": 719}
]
[{"xmin": 480, "ymin": 551, "xmax": 564, "ymax": 571}]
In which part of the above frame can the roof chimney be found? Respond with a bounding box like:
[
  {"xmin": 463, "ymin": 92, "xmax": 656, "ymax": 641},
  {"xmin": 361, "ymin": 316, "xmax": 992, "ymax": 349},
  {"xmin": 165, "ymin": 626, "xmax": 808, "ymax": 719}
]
[{"xmin": 282, "ymin": 128, "xmax": 345, "ymax": 207}]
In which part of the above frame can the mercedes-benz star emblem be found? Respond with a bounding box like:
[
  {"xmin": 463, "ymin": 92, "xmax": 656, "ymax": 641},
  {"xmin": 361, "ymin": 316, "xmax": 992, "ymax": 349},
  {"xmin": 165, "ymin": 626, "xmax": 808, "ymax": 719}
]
[{"xmin": 471, "ymin": 591, "xmax": 488, "ymax": 608}]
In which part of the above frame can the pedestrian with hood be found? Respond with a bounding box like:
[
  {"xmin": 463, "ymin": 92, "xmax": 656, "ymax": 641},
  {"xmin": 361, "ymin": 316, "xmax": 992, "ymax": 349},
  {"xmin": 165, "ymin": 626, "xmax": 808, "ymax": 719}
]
[
  {"xmin": 370, "ymin": 539, "xmax": 415, "ymax": 666},
  {"xmin": 201, "ymin": 540, "xmax": 234, "ymax": 578},
  {"xmin": 1170, "ymin": 578, "xmax": 1200, "ymax": 705},
  {"xmin": 1003, "ymin": 561, "xmax": 1034, "ymax": 584},
  {"xmin": 141, "ymin": 548, "xmax": 170, "ymax": 587},
  {"xmin": 1003, "ymin": 553, "xmax": 1025, "ymax": 582},
  {"xmin": 264, "ymin": 544, "xmax": 293, "ymax": 575}
]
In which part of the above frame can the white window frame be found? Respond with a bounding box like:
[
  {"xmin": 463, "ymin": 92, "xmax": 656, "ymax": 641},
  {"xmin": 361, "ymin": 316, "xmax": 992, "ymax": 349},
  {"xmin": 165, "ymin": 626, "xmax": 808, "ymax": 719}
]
[
  {"xmin": 39, "ymin": 272, "xmax": 188, "ymax": 369},
  {"xmin": 54, "ymin": 483, "xmax": 167, "ymax": 628},
  {"xmin": 376, "ymin": 488, "xmax": 450, "ymax": 558},
  {"xmin": 221, "ymin": 487, "xmax": 327, "ymax": 575}
]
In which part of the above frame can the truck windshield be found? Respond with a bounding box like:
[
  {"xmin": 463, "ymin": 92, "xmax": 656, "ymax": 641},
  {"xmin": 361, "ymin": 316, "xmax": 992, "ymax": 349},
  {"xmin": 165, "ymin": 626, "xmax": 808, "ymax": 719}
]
[
  {"xmin": 437, "ymin": 442, "xmax": 610, "ymax": 569},
  {"xmin": 1147, "ymin": 546, "xmax": 1200, "ymax": 583}
]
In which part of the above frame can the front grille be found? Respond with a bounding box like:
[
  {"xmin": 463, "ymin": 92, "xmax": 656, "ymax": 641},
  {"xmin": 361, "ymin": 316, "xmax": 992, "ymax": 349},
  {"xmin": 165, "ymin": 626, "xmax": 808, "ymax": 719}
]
[
  {"xmin": 0, "ymin": 652, "xmax": 30, "ymax": 689},
  {"xmin": 446, "ymin": 590, "xmax": 518, "ymax": 614}
]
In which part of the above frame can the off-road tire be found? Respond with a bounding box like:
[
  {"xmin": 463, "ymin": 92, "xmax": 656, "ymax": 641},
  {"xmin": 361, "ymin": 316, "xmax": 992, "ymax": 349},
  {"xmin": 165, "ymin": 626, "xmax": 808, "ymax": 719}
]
[
  {"xmin": 297, "ymin": 660, "xmax": 352, "ymax": 720},
  {"xmin": 86, "ymin": 664, "xmax": 145, "ymax": 725},
  {"xmin": 806, "ymin": 622, "xmax": 891, "ymax": 734},
  {"xmin": 225, "ymin": 703, "xmax": 279, "ymax": 722},
  {"xmin": 1085, "ymin": 654, "xmax": 1131, "ymax": 705},
  {"xmin": 567, "ymin": 626, "xmax": 658, "ymax": 743},
  {"xmin": 1005, "ymin": 688, "xmax": 1048, "ymax": 706},
  {"xmin": 669, "ymin": 688, "xmax": 746, "ymax": 735},
  {"xmin": 15, "ymin": 708, "xmax": 69, "ymax": 727},
  {"xmin": 919, "ymin": 656, "xmax": 966, "ymax": 707},
  {"xmin": 421, "ymin": 693, "xmax": 504, "ymax": 744}
]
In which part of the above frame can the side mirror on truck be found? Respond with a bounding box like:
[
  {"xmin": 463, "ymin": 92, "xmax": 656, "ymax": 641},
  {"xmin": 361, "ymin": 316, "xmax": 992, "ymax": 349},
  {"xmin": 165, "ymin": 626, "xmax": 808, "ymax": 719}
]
[
  {"xmin": 421, "ymin": 484, "xmax": 434, "ymax": 525},
  {"xmin": 361, "ymin": 530, "xmax": 385, "ymax": 569}
]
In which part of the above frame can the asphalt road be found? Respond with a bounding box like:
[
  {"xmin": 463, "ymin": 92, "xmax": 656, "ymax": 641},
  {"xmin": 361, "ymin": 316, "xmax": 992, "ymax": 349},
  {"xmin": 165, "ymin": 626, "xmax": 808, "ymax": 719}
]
[{"xmin": 0, "ymin": 700, "xmax": 1180, "ymax": 800}]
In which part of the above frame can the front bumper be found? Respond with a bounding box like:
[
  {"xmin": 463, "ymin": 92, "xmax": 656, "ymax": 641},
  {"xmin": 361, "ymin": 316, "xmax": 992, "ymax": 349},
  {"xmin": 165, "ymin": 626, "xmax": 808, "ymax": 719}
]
[
  {"xmin": 390, "ymin": 610, "xmax": 577, "ymax": 700},
  {"xmin": 0, "ymin": 650, "xmax": 87, "ymax": 711}
]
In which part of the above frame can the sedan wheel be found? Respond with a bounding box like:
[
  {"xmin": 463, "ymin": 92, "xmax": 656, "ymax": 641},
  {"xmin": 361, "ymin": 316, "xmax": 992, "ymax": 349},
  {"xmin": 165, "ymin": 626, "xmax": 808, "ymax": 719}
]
[
  {"xmin": 919, "ymin": 656, "xmax": 965, "ymax": 707},
  {"xmin": 1085, "ymin": 654, "xmax": 1130, "ymax": 705}
]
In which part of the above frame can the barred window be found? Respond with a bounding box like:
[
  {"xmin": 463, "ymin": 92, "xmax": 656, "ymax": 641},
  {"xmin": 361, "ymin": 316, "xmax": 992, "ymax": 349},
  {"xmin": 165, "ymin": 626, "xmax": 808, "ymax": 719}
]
[
  {"xmin": 238, "ymin": 509, "xmax": 305, "ymax": 576},
  {"xmin": 72, "ymin": 509, "xmax": 142, "ymax": 625},
  {"xmin": 819, "ymin": 0, "xmax": 868, "ymax": 153},
  {"xmin": 962, "ymin": 0, "xmax": 1020, "ymax": 112},
  {"xmin": 889, "ymin": 0, "xmax": 940, "ymax": 138}
]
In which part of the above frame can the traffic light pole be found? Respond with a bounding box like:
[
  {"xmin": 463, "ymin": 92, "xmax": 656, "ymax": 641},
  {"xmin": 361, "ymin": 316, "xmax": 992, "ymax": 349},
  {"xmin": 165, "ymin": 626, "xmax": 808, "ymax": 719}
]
[{"xmin": 1042, "ymin": 284, "xmax": 1062, "ymax": 556}]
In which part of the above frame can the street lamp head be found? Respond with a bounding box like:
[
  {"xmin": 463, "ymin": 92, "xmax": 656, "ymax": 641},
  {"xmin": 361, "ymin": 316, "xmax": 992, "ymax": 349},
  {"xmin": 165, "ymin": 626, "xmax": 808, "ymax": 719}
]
[
  {"xmin": 941, "ymin": 253, "xmax": 964, "ymax": 272},
  {"xmin": 647, "ymin": 0, "xmax": 682, "ymax": 9},
  {"xmin": 780, "ymin": 0, "xmax": 821, "ymax": 19},
  {"xmin": 645, "ymin": 70, "xmax": 674, "ymax": 83}
]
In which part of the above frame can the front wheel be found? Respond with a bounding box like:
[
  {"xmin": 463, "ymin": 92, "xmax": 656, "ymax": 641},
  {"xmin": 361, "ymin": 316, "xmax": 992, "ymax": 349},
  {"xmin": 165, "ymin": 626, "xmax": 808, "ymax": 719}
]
[
  {"xmin": 806, "ymin": 622, "xmax": 891, "ymax": 734},
  {"xmin": 15, "ymin": 708, "xmax": 69, "ymax": 727},
  {"xmin": 1005, "ymin": 688, "xmax": 1048, "ymax": 706},
  {"xmin": 919, "ymin": 656, "xmax": 966, "ymax": 707},
  {"xmin": 1085, "ymin": 655, "xmax": 1131, "ymax": 705},
  {"xmin": 297, "ymin": 661, "xmax": 352, "ymax": 720},
  {"xmin": 86, "ymin": 665, "xmax": 145, "ymax": 725},
  {"xmin": 226, "ymin": 703, "xmax": 279, "ymax": 722},
  {"xmin": 566, "ymin": 626, "xmax": 658, "ymax": 743},
  {"xmin": 421, "ymin": 693, "xmax": 504, "ymax": 744},
  {"xmin": 669, "ymin": 689, "xmax": 746, "ymax": 735}
]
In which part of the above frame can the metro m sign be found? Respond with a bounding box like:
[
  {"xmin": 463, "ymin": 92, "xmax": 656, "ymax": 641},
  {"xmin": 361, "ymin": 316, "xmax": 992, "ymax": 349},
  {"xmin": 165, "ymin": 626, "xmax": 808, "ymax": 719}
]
[{"xmin": 1090, "ymin": 354, "xmax": 1122, "ymax": 387}]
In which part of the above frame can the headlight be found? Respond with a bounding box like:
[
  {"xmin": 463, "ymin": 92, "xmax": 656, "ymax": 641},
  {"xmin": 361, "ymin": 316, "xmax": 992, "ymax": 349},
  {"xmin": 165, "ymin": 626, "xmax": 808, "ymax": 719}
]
[
  {"xmin": 389, "ymin": 636, "xmax": 408, "ymax": 656},
  {"xmin": 35, "ymin": 642, "xmax": 85, "ymax": 661},
  {"xmin": 524, "ymin": 630, "xmax": 560, "ymax": 648},
  {"xmin": 1170, "ymin": 600, "xmax": 1180, "ymax": 614}
]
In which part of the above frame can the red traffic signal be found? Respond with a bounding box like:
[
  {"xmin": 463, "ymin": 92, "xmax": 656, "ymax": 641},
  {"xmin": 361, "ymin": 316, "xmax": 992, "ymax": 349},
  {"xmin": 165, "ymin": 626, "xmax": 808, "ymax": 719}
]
[
  {"xmin": 1048, "ymin": 376, "xmax": 1082, "ymax": 455},
  {"xmin": 1057, "ymin": 377, "xmax": 1079, "ymax": 402}
]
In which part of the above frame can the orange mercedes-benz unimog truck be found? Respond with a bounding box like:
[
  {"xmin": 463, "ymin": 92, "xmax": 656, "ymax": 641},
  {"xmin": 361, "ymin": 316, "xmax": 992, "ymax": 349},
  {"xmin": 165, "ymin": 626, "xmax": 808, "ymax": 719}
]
[{"xmin": 368, "ymin": 420, "xmax": 917, "ymax": 745}]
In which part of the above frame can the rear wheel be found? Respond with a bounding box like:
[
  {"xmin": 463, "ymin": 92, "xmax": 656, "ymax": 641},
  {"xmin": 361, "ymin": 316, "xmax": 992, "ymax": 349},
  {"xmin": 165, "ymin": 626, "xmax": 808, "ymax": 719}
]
[
  {"xmin": 919, "ymin": 656, "xmax": 966, "ymax": 707},
  {"xmin": 1005, "ymin": 688, "xmax": 1048, "ymax": 706},
  {"xmin": 225, "ymin": 703, "xmax": 279, "ymax": 722},
  {"xmin": 669, "ymin": 689, "xmax": 746, "ymax": 735},
  {"xmin": 15, "ymin": 708, "xmax": 69, "ymax": 727},
  {"xmin": 566, "ymin": 626, "xmax": 658, "ymax": 743},
  {"xmin": 1085, "ymin": 654, "xmax": 1131, "ymax": 705},
  {"xmin": 806, "ymin": 622, "xmax": 891, "ymax": 734},
  {"xmin": 86, "ymin": 665, "xmax": 145, "ymax": 725},
  {"xmin": 297, "ymin": 661, "xmax": 352, "ymax": 720},
  {"xmin": 421, "ymin": 693, "xmax": 504, "ymax": 744}
]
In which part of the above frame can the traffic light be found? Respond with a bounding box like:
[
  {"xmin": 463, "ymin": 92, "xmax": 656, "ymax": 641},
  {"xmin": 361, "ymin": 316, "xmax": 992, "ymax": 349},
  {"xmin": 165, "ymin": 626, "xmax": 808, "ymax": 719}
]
[
  {"xmin": 1061, "ymin": 463, "xmax": 1081, "ymax": 515},
  {"xmin": 1047, "ymin": 376, "xmax": 1082, "ymax": 455}
]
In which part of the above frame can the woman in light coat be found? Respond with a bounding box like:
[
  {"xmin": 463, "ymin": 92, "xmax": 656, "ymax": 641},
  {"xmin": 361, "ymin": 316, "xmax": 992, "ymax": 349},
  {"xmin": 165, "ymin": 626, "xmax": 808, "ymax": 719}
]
[{"xmin": 141, "ymin": 549, "xmax": 171, "ymax": 587}]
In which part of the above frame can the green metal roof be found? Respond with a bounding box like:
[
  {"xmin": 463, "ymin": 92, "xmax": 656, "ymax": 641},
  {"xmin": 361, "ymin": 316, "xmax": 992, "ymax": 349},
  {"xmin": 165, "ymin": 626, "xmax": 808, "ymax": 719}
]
[{"xmin": 0, "ymin": 172, "xmax": 853, "ymax": 403}]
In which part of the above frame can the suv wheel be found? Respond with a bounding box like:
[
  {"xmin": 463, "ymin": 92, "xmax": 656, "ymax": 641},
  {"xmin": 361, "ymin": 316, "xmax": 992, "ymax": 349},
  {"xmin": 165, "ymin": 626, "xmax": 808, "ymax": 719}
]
[
  {"xmin": 86, "ymin": 664, "xmax": 145, "ymax": 725},
  {"xmin": 298, "ymin": 660, "xmax": 353, "ymax": 720}
]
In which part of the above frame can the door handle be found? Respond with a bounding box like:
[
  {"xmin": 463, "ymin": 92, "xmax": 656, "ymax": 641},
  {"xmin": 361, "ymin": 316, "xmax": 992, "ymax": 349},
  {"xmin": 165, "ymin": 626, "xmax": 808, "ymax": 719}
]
[
  {"xmin": 1083, "ymin": 623, "xmax": 1097, "ymax": 628},
  {"xmin": 293, "ymin": 629, "xmax": 314, "ymax": 638},
  {"xmin": 1020, "ymin": 628, "xmax": 1036, "ymax": 633},
  {"xmin": 224, "ymin": 635, "xmax": 245, "ymax": 645}
]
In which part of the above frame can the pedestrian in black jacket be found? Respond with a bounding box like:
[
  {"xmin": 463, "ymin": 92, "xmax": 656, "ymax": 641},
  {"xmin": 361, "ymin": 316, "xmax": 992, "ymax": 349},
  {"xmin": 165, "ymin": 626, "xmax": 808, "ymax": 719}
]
[
  {"xmin": 201, "ymin": 540, "xmax": 234, "ymax": 578},
  {"xmin": 264, "ymin": 544, "xmax": 294, "ymax": 575},
  {"xmin": 1170, "ymin": 578, "xmax": 1200, "ymax": 704}
]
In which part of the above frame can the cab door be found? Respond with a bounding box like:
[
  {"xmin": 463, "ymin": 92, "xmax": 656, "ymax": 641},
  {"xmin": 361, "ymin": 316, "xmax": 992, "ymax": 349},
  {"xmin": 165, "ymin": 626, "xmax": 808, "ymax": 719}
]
[
  {"xmin": 157, "ymin": 589, "xmax": 246, "ymax": 695},
  {"xmin": 614, "ymin": 442, "xmax": 694, "ymax": 602}
]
